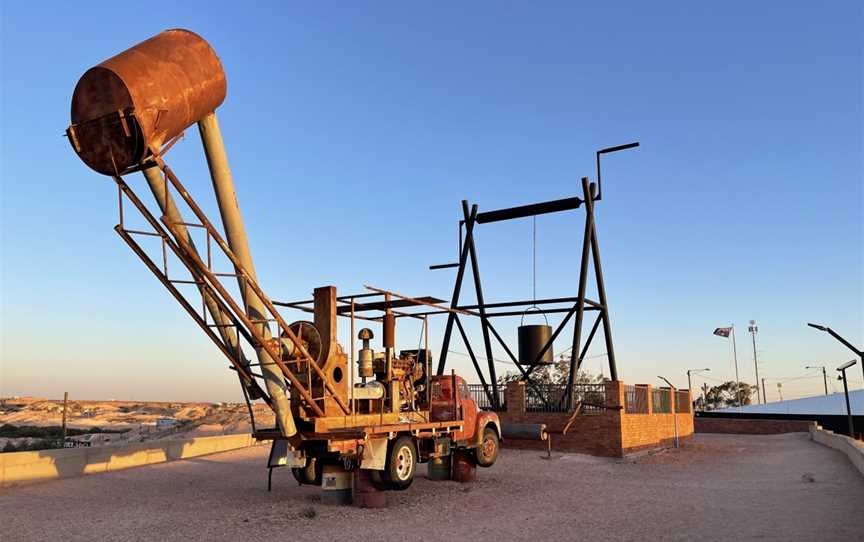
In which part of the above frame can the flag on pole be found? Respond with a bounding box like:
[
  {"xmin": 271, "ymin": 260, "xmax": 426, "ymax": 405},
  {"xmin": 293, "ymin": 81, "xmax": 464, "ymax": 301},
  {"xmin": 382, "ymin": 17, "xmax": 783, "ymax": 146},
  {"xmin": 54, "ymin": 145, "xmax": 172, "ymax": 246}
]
[{"xmin": 713, "ymin": 327, "xmax": 732, "ymax": 338}]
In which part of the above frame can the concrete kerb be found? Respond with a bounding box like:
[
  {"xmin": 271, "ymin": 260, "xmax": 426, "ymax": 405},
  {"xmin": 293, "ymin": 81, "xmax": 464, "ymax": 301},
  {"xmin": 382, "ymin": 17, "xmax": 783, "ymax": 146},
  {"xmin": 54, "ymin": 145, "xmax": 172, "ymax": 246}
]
[
  {"xmin": 0, "ymin": 433, "xmax": 264, "ymax": 488},
  {"xmin": 809, "ymin": 424, "xmax": 864, "ymax": 477}
]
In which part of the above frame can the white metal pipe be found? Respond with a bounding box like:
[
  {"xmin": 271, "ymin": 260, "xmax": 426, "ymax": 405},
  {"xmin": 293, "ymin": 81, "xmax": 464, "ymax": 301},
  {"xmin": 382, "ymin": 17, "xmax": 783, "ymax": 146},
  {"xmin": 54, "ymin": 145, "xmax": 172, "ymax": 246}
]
[{"xmin": 197, "ymin": 112, "xmax": 296, "ymax": 437}]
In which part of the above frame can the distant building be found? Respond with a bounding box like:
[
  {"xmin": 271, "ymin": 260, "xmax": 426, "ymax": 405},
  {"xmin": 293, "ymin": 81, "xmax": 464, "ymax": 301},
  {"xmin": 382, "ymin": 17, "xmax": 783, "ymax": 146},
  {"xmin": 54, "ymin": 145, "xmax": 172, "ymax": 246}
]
[
  {"xmin": 717, "ymin": 389, "xmax": 863, "ymax": 415},
  {"xmin": 64, "ymin": 433, "xmax": 113, "ymax": 447},
  {"xmin": 156, "ymin": 418, "xmax": 179, "ymax": 429}
]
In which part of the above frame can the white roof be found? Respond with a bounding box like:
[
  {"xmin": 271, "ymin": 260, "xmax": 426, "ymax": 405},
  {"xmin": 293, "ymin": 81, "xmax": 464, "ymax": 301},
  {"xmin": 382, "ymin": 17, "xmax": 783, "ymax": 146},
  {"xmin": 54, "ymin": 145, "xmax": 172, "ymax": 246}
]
[{"xmin": 717, "ymin": 389, "xmax": 863, "ymax": 415}]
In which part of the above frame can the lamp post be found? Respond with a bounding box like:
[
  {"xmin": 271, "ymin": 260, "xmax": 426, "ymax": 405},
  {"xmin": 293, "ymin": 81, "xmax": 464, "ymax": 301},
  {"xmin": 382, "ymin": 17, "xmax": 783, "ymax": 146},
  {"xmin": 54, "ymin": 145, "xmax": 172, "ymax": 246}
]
[
  {"xmin": 836, "ymin": 360, "xmax": 857, "ymax": 438},
  {"xmin": 595, "ymin": 142, "xmax": 640, "ymax": 201},
  {"xmin": 805, "ymin": 365, "xmax": 829, "ymax": 396},
  {"xmin": 658, "ymin": 376, "xmax": 679, "ymax": 449},
  {"xmin": 808, "ymin": 323, "xmax": 863, "ymax": 385},
  {"xmin": 686, "ymin": 368, "xmax": 710, "ymax": 410},
  {"xmin": 748, "ymin": 320, "xmax": 762, "ymax": 403},
  {"xmin": 713, "ymin": 325, "xmax": 741, "ymax": 409},
  {"xmin": 731, "ymin": 326, "xmax": 742, "ymax": 408}
]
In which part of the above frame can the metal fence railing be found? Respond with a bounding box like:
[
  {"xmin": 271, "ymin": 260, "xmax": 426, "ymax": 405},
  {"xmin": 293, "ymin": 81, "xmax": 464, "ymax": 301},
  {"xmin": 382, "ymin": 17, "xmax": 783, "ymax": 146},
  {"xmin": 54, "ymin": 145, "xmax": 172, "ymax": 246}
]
[
  {"xmin": 571, "ymin": 384, "xmax": 608, "ymax": 415},
  {"xmin": 652, "ymin": 388, "xmax": 672, "ymax": 413},
  {"xmin": 675, "ymin": 390, "xmax": 691, "ymax": 413},
  {"xmin": 467, "ymin": 384, "xmax": 506, "ymax": 412},
  {"xmin": 624, "ymin": 385, "xmax": 648, "ymax": 414},
  {"xmin": 524, "ymin": 383, "xmax": 607, "ymax": 414}
]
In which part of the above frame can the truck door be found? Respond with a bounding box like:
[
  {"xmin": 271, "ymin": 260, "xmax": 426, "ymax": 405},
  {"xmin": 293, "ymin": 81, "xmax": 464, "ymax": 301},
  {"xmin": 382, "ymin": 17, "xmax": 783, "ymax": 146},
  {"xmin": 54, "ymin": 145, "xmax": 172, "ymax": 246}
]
[{"xmin": 457, "ymin": 379, "xmax": 477, "ymax": 441}]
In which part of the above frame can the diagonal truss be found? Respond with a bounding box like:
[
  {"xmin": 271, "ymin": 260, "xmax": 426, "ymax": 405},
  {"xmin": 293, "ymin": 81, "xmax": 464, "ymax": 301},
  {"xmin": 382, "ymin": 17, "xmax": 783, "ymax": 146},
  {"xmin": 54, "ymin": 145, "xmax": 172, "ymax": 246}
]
[
  {"xmin": 432, "ymin": 176, "xmax": 618, "ymax": 412},
  {"xmin": 110, "ymin": 160, "xmax": 350, "ymax": 419}
]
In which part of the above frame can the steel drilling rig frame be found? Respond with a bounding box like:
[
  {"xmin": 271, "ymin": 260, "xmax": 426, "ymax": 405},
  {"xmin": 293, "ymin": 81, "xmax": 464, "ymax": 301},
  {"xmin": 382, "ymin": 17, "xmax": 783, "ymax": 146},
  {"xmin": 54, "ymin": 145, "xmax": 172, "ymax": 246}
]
[
  {"xmin": 66, "ymin": 29, "xmax": 501, "ymax": 493},
  {"xmin": 423, "ymin": 159, "xmax": 636, "ymax": 411}
]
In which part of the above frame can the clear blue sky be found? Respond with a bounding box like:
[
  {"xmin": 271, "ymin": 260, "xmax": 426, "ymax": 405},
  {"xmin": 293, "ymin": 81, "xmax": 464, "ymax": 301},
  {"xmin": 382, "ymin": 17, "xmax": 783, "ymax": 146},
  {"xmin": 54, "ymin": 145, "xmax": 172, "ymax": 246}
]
[{"xmin": 1, "ymin": 2, "xmax": 861, "ymax": 403}]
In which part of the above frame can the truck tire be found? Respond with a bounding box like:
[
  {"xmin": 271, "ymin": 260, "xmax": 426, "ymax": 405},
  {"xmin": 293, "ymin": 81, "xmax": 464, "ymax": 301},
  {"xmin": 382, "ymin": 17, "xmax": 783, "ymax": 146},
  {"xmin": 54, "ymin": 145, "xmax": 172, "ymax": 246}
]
[
  {"xmin": 369, "ymin": 469, "xmax": 390, "ymax": 490},
  {"xmin": 291, "ymin": 457, "xmax": 323, "ymax": 485},
  {"xmin": 475, "ymin": 426, "xmax": 499, "ymax": 467},
  {"xmin": 384, "ymin": 436, "xmax": 417, "ymax": 490}
]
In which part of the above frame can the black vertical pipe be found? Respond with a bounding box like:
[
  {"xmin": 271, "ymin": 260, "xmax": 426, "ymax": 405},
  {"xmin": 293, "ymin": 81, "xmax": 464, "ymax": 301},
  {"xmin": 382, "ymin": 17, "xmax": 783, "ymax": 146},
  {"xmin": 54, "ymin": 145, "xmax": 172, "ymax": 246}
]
[
  {"xmin": 437, "ymin": 202, "xmax": 477, "ymax": 375},
  {"xmin": 586, "ymin": 181, "xmax": 618, "ymax": 380},
  {"xmin": 822, "ymin": 367, "xmax": 828, "ymax": 396},
  {"xmin": 464, "ymin": 201, "xmax": 500, "ymax": 409},
  {"xmin": 840, "ymin": 370, "xmax": 855, "ymax": 437},
  {"xmin": 566, "ymin": 177, "xmax": 595, "ymax": 408}
]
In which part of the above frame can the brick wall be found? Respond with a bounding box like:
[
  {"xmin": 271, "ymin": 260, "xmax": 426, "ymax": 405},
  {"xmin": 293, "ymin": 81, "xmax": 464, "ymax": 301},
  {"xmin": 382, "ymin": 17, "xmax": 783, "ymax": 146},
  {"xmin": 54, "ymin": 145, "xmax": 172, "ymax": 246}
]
[
  {"xmin": 695, "ymin": 417, "xmax": 814, "ymax": 434},
  {"xmin": 620, "ymin": 384, "xmax": 694, "ymax": 455},
  {"xmin": 500, "ymin": 380, "xmax": 695, "ymax": 457}
]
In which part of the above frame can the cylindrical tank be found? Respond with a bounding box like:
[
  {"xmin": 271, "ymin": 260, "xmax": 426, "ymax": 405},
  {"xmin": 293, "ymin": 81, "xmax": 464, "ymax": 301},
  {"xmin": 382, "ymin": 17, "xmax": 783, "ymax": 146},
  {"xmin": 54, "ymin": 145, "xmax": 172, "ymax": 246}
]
[
  {"xmin": 501, "ymin": 422, "xmax": 549, "ymax": 441},
  {"xmin": 382, "ymin": 313, "xmax": 395, "ymax": 349},
  {"xmin": 358, "ymin": 348, "xmax": 374, "ymax": 378},
  {"xmin": 427, "ymin": 455, "xmax": 451, "ymax": 481},
  {"xmin": 352, "ymin": 469, "xmax": 387, "ymax": 508},
  {"xmin": 517, "ymin": 324, "xmax": 554, "ymax": 365},
  {"xmin": 68, "ymin": 29, "xmax": 226, "ymax": 175},
  {"xmin": 451, "ymin": 450, "xmax": 477, "ymax": 483}
]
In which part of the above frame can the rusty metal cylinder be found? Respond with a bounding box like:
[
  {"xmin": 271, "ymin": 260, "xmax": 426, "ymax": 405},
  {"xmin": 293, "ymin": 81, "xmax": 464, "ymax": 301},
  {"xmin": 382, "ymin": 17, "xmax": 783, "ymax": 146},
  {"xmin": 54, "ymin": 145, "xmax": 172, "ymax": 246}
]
[
  {"xmin": 382, "ymin": 313, "xmax": 396, "ymax": 349},
  {"xmin": 352, "ymin": 469, "xmax": 387, "ymax": 508},
  {"xmin": 358, "ymin": 348, "xmax": 374, "ymax": 379},
  {"xmin": 427, "ymin": 455, "xmax": 451, "ymax": 481},
  {"xmin": 68, "ymin": 29, "xmax": 226, "ymax": 175},
  {"xmin": 501, "ymin": 422, "xmax": 549, "ymax": 441},
  {"xmin": 517, "ymin": 324, "xmax": 554, "ymax": 365},
  {"xmin": 451, "ymin": 450, "xmax": 477, "ymax": 483}
]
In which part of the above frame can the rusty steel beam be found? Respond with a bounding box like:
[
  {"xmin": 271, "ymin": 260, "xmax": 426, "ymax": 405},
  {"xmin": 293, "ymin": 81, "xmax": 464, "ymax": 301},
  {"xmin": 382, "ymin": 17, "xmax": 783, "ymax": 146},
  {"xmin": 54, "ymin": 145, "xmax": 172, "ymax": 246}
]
[
  {"xmin": 110, "ymin": 177, "xmax": 270, "ymax": 405},
  {"xmin": 158, "ymin": 164, "xmax": 349, "ymax": 416},
  {"xmin": 140, "ymin": 166, "xmax": 254, "ymax": 391},
  {"xmin": 363, "ymin": 285, "xmax": 478, "ymax": 317}
]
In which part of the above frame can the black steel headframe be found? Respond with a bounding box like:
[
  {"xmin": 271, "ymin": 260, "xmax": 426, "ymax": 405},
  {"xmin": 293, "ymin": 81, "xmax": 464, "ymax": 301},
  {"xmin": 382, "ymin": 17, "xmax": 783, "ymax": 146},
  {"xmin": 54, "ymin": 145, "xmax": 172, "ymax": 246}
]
[{"xmin": 429, "ymin": 175, "xmax": 619, "ymax": 410}]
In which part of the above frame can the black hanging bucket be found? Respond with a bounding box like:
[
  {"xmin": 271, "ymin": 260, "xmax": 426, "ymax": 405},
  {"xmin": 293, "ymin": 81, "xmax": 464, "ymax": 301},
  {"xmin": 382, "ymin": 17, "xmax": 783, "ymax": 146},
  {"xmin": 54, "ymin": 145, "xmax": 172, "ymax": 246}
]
[{"xmin": 517, "ymin": 308, "xmax": 553, "ymax": 365}]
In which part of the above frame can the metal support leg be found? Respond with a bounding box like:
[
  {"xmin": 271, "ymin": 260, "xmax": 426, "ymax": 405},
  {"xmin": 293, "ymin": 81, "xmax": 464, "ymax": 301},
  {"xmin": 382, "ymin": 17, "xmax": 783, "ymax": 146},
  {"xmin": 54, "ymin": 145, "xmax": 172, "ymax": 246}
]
[
  {"xmin": 437, "ymin": 202, "xmax": 478, "ymax": 376},
  {"xmin": 463, "ymin": 201, "xmax": 499, "ymax": 408},
  {"xmin": 566, "ymin": 177, "xmax": 595, "ymax": 408}
]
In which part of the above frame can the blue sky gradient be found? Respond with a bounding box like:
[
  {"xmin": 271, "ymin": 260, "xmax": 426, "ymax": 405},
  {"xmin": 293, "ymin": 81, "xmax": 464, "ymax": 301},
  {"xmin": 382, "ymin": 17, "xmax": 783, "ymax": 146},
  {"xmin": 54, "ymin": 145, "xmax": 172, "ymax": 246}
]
[{"xmin": 1, "ymin": 2, "xmax": 861, "ymax": 402}]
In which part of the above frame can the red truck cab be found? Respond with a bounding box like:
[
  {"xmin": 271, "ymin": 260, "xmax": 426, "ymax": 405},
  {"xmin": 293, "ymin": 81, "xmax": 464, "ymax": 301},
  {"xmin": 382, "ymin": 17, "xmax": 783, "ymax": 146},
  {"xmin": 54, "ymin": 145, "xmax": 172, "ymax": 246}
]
[{"xmin": 430, "ymin": 374, "xmax": 501, "ymax": 467}]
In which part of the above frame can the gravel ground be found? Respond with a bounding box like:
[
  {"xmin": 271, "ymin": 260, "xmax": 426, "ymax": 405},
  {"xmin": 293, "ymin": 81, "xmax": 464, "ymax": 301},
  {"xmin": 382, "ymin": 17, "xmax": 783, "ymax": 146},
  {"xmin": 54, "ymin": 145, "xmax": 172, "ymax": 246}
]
[{"xmin": 2, "ymin": 433, "xmax": 862, "ymax": 541}]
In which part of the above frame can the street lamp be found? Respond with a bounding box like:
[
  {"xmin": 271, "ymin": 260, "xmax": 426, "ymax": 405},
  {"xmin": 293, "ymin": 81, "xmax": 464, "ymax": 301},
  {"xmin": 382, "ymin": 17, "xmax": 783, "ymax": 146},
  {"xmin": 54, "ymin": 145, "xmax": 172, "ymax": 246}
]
[
  {"xmin": 808, "ymin": 323, "xmax": 863, "ymax": 384},
  {"xmin": 686, "ymin": 368, "xmax": 710, "ymax": 410},
  {"xmin": 713, "ymin": 324, "xmax": 742, "ymax": 409},
  {"xmin": 805, "ymin": 365, "xmax": 829, "ymax": 396},
  {"xmin": 748, "ymin": 320, "xmax": 762, "ymax": 403},
  {"xmin": 836, "ymin": 360, "xmax": 858, "ymax": 438},
  {"xmin": 658, "ymin": 375, "xmax": 679, "ymax": 449},
  {"xmin": 595, "ymin": 142, "xmax": 640, "ymax": 201}
]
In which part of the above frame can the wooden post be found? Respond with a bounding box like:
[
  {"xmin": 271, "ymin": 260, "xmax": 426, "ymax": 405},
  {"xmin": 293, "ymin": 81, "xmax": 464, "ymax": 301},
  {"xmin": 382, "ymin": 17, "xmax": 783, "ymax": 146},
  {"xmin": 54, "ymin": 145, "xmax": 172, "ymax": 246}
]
[{"xmin": 61, "ymin": 392, "xmax": 68, "ymax": 445}]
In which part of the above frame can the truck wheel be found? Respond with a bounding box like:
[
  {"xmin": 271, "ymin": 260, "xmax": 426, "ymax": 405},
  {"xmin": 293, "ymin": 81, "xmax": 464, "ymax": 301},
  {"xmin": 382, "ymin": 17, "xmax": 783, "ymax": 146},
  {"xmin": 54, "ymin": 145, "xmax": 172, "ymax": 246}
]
[
  {"xmin": 369, "ymin": 469, "xmax": 390, "ymax": 490},
  {"xmin": 384, "ymin": 436, "xmax": 417, "ymax": 490},
  {"xmin": 475, "ymin": 426, "xmax": 499, "ymax": 467},
  {"xmin": 291, "ymin": 457, "xmax": 322, "ymax": 485}
]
